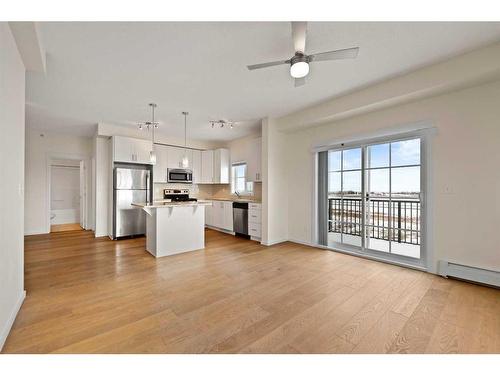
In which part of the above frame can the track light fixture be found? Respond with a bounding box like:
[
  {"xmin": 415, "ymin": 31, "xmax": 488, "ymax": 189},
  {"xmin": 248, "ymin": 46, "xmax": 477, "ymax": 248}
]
[{"xmin": 210, "ymin": 120, "xmax": 234, "ymax": 129}]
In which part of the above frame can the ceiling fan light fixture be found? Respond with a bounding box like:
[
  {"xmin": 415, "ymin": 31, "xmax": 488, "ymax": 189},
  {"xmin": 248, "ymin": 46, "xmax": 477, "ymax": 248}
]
[{"xmin": 290, "ymin": 61, "xmax": 309, "ymax": 78}]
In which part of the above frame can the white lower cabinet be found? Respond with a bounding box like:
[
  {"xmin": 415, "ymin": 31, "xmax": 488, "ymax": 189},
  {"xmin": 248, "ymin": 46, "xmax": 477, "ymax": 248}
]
[
  {"xmin": 205, "ymin": 200, "xmax": 233, "ymax": 232},
  {"xmin": 205, "ymin": 201, "xmax": 214, "ymax": 226},
  {"xmin": 248, "ymin": 222, "xmax": 261, "ymax": 238},
  {"xmin": 248, "ymin": 203, "xmax": 261, "ymax": 240},
  {"xmin": 223, "ymin": 201, "xmax": 233, "ymax": 232}
]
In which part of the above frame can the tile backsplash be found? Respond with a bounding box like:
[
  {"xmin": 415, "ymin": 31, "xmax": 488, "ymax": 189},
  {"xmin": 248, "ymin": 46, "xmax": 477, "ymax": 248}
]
[{"xmin": 153, "ymin": 182, "xmax": 261, "ymax": 201}]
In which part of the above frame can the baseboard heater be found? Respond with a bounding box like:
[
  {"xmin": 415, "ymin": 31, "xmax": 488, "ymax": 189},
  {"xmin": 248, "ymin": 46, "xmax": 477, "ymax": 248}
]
[{"xmin": 438, "ymin": 261, "xmax": 500, "ymax": 288}]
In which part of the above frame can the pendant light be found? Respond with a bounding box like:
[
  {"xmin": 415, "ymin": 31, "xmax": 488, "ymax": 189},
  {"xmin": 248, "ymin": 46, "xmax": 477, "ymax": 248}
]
[
  {"xmin": 181, "ymin": 111, "xmax": 189, "ymax": 168},
  {"xmin": 138, "ymin": 103, "xmax": 159, "ymax": 164}
]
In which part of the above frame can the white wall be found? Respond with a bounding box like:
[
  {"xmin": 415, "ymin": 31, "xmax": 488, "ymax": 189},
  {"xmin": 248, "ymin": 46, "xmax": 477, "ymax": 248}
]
[
  {"xmin": 24, "ymin": 130, "xmax": 92, "ymax": 235},
  {"xmin": 227, "ymin": 132, "xmax": 261, "ymax": 164},
  {"xmin": 94, "ymin": 136, "xmax": 111, "ymax": 237},
  {"xmin": 282, "ymin": 80, "xmax": 500, "ymax": 273},
  {"xmin": 262, "ymin": 118, "xmax": 288, "ymax": 245},
  {"xmin": 0, "ymin": 23, "xmax": 26, "ymax": 351}
]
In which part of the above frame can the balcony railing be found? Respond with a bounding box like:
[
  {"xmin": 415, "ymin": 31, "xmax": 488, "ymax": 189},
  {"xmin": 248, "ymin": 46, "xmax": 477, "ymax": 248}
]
[{"xmin": 328, "ymin": 197, "xmax": 420, "ymax": 245}]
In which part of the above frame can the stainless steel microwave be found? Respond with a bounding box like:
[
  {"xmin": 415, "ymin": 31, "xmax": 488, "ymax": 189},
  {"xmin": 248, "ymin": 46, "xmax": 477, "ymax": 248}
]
[{"xmin": 167, "ymin": 168, "xmax": 193, "ymax": 183}]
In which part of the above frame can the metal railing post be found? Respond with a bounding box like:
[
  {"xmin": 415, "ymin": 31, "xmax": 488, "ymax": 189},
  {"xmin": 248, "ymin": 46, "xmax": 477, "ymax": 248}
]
[{"xmin": 397, "ymin": 201, "xmax": 402, "ymax": 243}]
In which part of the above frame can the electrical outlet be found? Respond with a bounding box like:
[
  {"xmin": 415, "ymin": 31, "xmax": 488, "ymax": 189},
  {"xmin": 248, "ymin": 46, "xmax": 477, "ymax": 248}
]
[{"xmin": 443, "ymin": 186, "xmax": 454, "ymax": 195}]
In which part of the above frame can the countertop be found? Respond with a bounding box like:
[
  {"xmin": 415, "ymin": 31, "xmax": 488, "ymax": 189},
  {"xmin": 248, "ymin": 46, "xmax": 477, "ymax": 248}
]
[
  {"xmin": 206, "ymin": 198, "xmax": 262, "ymax": 204},
  {"xmin": 132, "ymin": 200, "xmax": 213, "ymax": 209}
]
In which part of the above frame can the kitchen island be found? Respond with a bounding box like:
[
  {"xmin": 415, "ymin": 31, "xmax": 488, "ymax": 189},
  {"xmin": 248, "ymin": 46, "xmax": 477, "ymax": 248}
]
[{"xmin": 132, "ymin": 200, "xmax": 212, "ymax": 258}]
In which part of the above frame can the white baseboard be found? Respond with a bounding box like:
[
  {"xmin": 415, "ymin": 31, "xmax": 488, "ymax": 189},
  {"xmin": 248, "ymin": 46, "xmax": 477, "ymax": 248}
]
[
  {"xmin": 261, "ymin": 238, "xmax": 288, "ymax": 246},
  {"xmin": 0, "ymin": 290, "xmax": 26, "ymax": 352},
  {"xmin": 24, "ymin": 229, "xmax": 47, "ymax": 236},
  {"xmin": 205, "ymin": 225, "xmax": 235, "ymax": 235},
  {"xmin": 438, "ymin": 261, "xmax": 500, "ymax": 287}
]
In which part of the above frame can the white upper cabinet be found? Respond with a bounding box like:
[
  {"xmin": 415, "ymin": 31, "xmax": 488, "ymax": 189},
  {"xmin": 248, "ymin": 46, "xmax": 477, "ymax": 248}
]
[
  {"xmin": 152, "ymin": 144, "xmax": 168, "ymax": 183},
  {"xmin": 151, "ymin": 145, "xmax": 202, "ymax": 184},
  {"xmin": 246, "ymin": 137, "xmax": 262, "ymax": 182},
  {"xmin": 166, "ymin": 146, "xmax": 185, "ymax": 169},
  {"xmin": 201, "ymin": 150, "xmax": 214, "ymax": 183},
  {"xmin": 200, "ymin": 148, "xmax": 230, "ymax": 184},
  {"xmin": 192, "ymin": 149, "xmax": 202, "ymax": 184},
  {"xmin": 214, "ymin": 148, "xmax": 230, "ymax": 184},
  {"xmin": 112, "ymin": 136, "xmax": 153, "ymax": 164}
]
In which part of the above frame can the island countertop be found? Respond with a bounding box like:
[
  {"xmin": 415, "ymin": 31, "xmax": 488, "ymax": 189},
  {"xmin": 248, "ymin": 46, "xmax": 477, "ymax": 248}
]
[{"xmin": 131, "ymin": 200, "xmax": 213, "ymax": 209}]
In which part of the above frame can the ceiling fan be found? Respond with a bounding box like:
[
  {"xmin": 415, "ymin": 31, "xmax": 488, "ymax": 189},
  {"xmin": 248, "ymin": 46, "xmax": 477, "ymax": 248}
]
[{"xmin": 247, "ymin": 22, "xmax": 359, "ymax": 87}]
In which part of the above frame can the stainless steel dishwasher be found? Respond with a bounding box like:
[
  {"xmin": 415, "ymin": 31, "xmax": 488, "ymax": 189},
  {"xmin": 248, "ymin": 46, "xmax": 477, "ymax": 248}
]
[{"xmin": 233, "ymin": 202, "xmax": 249, "ymax": 236}]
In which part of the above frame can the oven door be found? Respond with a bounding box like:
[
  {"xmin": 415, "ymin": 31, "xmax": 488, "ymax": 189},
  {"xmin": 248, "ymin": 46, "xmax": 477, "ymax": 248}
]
[{"xmin": 167, "ymin": 169, "xmax": 193, "ymax": 183}]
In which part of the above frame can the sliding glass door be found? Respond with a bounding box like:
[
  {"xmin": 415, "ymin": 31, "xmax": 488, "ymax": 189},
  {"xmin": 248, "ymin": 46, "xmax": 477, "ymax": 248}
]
[
  {"xmin": 323, "ymin": 136, "xmax": 423, "ymax": 264},
  {"xmin": 328, "ymin": 147, "xmax": 363, "ymax": 248}
]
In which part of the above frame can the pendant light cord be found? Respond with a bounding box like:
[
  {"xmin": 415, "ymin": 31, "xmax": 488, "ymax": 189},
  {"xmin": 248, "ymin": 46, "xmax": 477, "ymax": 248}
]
[
  {"xmin": 182, "ymin": 112, "xmax": 189, "ymax": 158},
  {"xmin": 151, "ymin": 104, "xmax": 155, "ymax": 143}
]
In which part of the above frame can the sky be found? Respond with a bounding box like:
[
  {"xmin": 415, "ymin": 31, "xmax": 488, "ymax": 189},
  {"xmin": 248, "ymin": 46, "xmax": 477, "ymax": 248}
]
[{"xmin": 328, "ymin": 139, "xmax": 421, "ymax": 194}]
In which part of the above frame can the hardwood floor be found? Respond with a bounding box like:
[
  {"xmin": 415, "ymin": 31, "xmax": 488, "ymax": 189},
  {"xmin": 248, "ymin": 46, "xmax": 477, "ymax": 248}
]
[
  {"xmin": 2, "ymin": 229, "xmax": 499, "ymax": 353},
  {"xmin": 50, "ymin": 223, "xmax": 83, "ymax": 232}
]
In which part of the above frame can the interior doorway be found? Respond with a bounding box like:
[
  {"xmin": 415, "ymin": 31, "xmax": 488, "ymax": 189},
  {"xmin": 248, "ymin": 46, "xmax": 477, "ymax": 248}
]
[{"xmin": 49, "ymin": 159, "xmax": 85, "ymax": 233}]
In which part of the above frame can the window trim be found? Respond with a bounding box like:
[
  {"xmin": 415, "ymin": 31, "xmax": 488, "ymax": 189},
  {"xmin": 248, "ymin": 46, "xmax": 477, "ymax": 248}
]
[{"xmin": 313, "ymin": 126, "xmax": 435, "ymax": 272}]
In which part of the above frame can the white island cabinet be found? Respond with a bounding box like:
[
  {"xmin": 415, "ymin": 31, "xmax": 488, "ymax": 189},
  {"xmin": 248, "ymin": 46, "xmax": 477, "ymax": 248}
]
[{"xmin": 132, "ymin": 201, "xmax": 212, "ymax": 257}]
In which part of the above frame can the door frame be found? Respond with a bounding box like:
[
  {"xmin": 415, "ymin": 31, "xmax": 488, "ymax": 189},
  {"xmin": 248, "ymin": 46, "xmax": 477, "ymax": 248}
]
[
  {"xmin": 46, "ymin": 152, "xmax": 91, "ymax": 233},
  {"xmin": 312, "ymin": 126, "xmax": 435, "ymax": 272}
]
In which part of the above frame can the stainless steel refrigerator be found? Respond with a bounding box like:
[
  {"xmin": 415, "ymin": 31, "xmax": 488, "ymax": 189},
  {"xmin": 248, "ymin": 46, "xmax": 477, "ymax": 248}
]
[{"xmin": 113, "ymin": 164, "xmax": 151, "ymax": 239}]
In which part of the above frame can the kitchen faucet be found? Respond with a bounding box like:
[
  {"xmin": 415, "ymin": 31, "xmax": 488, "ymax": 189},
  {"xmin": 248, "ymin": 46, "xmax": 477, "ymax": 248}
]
[{"xmin": 235, "ymin": 191, "xmax": 241, "ymax": 198}]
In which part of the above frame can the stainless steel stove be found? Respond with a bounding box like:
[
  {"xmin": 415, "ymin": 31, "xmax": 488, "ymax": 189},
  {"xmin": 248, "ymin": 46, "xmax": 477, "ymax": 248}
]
[{"xmin": 163, "ymin": 189, "xmax": 197, "ymax": 202}]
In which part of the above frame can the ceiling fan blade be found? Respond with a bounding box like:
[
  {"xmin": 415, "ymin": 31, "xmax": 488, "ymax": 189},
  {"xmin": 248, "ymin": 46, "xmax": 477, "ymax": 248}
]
[
  {"xmin": 247, "ymin": 60, "xmax": 289, "ymax": 70},
  {"xmin": 309, "ymin": 47, "xmax": 359, "ymax": 62},
  {"xmin": 292, "ymin": 21, "xmax": 307, "ymax": 53},
  {"xmin": 294, "ymin": 77, "xmax": 306, "ymax": 87}
]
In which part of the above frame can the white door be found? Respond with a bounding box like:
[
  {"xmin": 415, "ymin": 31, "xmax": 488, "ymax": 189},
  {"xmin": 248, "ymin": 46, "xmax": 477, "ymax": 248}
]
[{"xmin": 79, "ymin": 160, "xmax": 85, "ymax": 229}]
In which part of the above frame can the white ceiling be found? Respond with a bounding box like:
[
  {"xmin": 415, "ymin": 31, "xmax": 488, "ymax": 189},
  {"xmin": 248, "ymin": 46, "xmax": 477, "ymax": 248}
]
[{"xmin": 27, "ymin": 22, "xmax": 500, "ymax": 141}]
